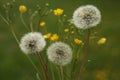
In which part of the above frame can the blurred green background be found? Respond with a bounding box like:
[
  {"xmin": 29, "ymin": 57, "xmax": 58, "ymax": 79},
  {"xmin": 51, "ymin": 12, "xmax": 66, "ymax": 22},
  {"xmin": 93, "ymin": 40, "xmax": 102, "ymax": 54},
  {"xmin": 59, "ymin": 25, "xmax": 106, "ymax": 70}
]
[{"xmin": 0, "ymin": 0, "xmax": 120, "ymax": 80}]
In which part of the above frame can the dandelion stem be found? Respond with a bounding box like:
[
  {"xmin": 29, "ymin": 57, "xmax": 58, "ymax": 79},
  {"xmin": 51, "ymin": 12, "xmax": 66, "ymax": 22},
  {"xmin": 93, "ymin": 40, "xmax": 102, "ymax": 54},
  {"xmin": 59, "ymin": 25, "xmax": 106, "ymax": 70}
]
[
  {"xmin": 59, "ymin": 65, "xmax": 63, "ymax": 80},
  {"xmin": 77, "ymin": 29, "xmax": 90, "ymax": 80},
  {"xmin": 37, "ymin": 52, "xmax": 50, "ymax": 80}
]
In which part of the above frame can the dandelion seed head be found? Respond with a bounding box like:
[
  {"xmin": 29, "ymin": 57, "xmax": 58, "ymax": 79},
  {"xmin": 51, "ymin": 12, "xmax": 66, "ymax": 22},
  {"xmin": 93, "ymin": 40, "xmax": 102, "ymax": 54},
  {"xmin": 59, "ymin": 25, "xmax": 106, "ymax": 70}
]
[
  {"xmin": 73, "ymin": 5, "xmax": 101, "ymax": 29},
  {"xmin": 47, "ymin": 42, "xmax": 72, "ymax": 66},
  {"xmin": 19, "ymin": 32, "xmax": 46, "ymax": 54}
]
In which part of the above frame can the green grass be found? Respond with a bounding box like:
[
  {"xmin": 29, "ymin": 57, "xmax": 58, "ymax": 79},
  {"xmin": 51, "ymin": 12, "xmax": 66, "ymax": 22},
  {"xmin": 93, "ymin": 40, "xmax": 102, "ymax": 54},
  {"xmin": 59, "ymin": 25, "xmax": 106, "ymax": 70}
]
[{"xmin": 0, "ymin": 0, "xmax": 120, "ymax": 80}]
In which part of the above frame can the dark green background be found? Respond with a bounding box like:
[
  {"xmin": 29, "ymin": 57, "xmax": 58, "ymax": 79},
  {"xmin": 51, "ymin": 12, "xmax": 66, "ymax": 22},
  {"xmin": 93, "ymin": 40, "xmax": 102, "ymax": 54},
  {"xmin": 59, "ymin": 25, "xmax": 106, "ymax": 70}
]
[{"xmin": 0, "ymin": 0, "xmax": 120, "ymax": 80}]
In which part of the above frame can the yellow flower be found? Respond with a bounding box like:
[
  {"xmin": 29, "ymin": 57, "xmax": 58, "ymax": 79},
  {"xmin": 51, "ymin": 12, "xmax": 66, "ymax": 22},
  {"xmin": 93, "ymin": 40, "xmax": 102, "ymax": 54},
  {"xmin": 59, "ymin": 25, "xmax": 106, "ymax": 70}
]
[
  {"xmin": 50, "ymin": 34, "xmax": 59, "ymax": 41},
  {"xmin": 54, "ymin": 8, "xmax": 64, "ymax": 16},
  {"xmin": 64, "ymin": 29, "xmax": 69, "ymax": 32},
  {"xmin": 74, "ymin": 38, "xmax": 82, "ymax": 45},
  {"xmin": 44, "ymin": 33, "xmax": 51, "ymax": 39},
  {"xmin": 97, "ymin": 37, "xmax": 106, "ymax": 45},
  {"xmin": 40, "ymin": 21, "xmax": 46, "ymax": 27},
  {"xmin": 19, "ymin": 5, "xmax": 27, "ymax": 13},
  {"xmin": 71, "ymin": 31, "xmax": 75, "ymax": 34}
]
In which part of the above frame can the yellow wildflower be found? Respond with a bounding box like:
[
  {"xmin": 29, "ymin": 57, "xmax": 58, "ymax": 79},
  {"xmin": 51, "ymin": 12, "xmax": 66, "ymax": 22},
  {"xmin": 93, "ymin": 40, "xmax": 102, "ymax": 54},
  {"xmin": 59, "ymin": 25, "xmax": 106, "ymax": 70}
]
[
  {"xmin": 54, "ymin": 8, "xmax": 64, "ymax": 16},
  {"xmin": 50, "ymin": 34, "xmax": 59, "ymax": 41},
  {"xmin": 19, "ymin": 5, "xmax": 27, "ymax": 13},
  {"xmin": 40, "ymin": 21, "xmax": 46, "ymax": 27},
  {"xmin": 71, "ymin": 31, "xmax": 75, "ymax": 34},
  {"xmin": 74, "ymin": 38, "xmax": 82, "ymax": 45},
  {"xmin": 64, "ymin": 29, "xmax": 69, "ymax": 32},
  {"xmin": 97, "ymin": 37, "xmax": 106, "ymax": 45},
  {"xmin": 44, "ymin": 33, "xmax": 51, "ymax": 39}
]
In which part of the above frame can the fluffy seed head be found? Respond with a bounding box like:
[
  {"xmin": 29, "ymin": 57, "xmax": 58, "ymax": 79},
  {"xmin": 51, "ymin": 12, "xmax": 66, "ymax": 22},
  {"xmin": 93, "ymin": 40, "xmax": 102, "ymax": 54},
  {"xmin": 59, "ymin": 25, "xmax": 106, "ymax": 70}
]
[
  {"xmin": 19, "ymin": 32, "xmax": 46, "ymax": 54},
  {"xmin": 73, "ymin": 5, "xmax": 101, "ymax": 29},
  {"xmin": 47, "ymin": 42, "xmax": 72, "ymax": 66}
]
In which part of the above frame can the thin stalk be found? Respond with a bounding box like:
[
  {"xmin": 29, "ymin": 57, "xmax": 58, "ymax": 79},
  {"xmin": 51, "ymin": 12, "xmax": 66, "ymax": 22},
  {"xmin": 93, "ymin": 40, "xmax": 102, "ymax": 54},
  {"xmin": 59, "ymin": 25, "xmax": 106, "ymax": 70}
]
[
  {"xmin": 11, "ymin": 28, "xmax": 19, "ymax": 44},
  {"xmin": 50, "ymin": 63, "xmax": 55, "ymax": 80},
  {"xmin": 58, "ymin": 16, "xmax": 64, "ymax": 40},
  {"xmin": 56, "ymin": 66, "xmax": 61, "ymax": 80},
  {"xmin": 26, "ymin": 55, "xmax": 40, "ymax": 73},
  {"xmin": 37, "ymin": 52, "xmax": 50, "ymax": 80},
  {"xmin": 59, "ymin": 65, "xmax": 63, "ymax": 80},
  {"xmin": 36, "ymin": 73, "xmax": 41, "ymax": 80},
  {"xmin": 20, "ymin": 13, "xmax": 29, "ymax": 31},
  {"xmin": 0, "ymin": 13, "xmax": 9, "ymax": 25},
  {"xmin": 77, "ymin": 29, "xmax": 90, "ymax": 80},
  {"xmin": 30, "ymin": 17, "xmax": 33, "ymax": 32}
]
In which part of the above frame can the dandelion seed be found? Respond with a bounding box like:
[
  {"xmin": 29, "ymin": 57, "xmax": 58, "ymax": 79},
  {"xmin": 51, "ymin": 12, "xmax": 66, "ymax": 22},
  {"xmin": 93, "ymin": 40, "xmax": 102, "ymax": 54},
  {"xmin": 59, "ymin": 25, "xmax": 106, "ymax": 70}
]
[
  {"xmin": 19, "ymin": 5, "xmax": 27, "ymax": 13},
  {"xmin": 54, "ymin": 8, "xmax": 64, "ymax": 16},
  {"xmin": 97, "ymin": 37, "xmax": 106, "ymax": 45},
  {"xmin": 19, "ymin": 32, "xmax": 46, "ymax": 54},
  {"xmin": 47, "ymin": 42, "xmax": 72, "ymax": 66},
  {"xmin": 73, "ymin": 5, "xmax": 101, "ymax": 29},
  {"xmin": 40, "ymin": 21, "xmax": 46, "ymax": 27},
  {"xmin": 50, "ymin": 34, "xmax": 59, "ymax": 41},
  {"xmin": 74, "ymin": 38, "xmax": 83, "ymax": 45}
]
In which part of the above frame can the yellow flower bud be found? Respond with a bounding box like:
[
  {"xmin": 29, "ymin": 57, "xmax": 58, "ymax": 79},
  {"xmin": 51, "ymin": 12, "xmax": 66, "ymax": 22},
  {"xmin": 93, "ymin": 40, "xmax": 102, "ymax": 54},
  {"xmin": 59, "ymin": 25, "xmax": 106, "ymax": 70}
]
[
  {"xmin": 19, "ymin": 5, "xmax": 27, "ymax": 13},
  {"xmin": 71, "ymin": 31, "xmax": 75, "ymax": 34},
  {"xmin": 97, "ymin": 37, "xmax": 106, "ymax": 45},
  {"xmin": 54, "ymin": 8, "xmax": 64, "ymax": 16},
  {"xmin": 40, "ymin": 21, "xmax": 46, "ymax": 27},
  {"xmin": 64, "ymin": 29, "xmax": 69, "ymax": 32},
  {"xmin": 74, "ymin": 38, "xmax": 82, "ymax": 45}
]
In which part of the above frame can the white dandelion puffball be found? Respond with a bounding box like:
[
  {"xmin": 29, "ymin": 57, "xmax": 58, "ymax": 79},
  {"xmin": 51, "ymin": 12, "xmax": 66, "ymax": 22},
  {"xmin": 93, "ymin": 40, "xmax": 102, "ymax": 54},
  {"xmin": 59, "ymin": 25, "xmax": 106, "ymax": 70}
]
[
  {"xmin": 73, "ymin": 5, "xmax": 101, "ymax": 29},
  {"xmin": 47, "ymin": 42, "xmax": 72, "ymax": 66},
  {"xmin": 19, "ymin": 32, "xmax": 46, "ymax": 54}
]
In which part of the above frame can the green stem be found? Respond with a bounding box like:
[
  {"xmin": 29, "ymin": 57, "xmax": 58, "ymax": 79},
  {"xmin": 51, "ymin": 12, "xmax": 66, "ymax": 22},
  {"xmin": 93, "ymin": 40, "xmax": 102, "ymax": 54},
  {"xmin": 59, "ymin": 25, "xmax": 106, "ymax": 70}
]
[
  {"xmin": 0, "ymin": 13, "xmax": 9, "ymax": 25},
  {"xmin": 58, "ymin": 16, "xmax": 64, "ymax": 40},
  {"xmin": 77, "ymin": 29, "xmax": 90, "ymax": 80},
  {"xmin": 36, "ymin": 73, "xmax": 41, "ymax": 80},
  {"xmin": 50, "ymin": 63, "xmax": 55, "ymax": 80},
  {"xmin": 11, "ymin": 28, "xmax": 19, "ymax": 45},
  {"xmin": 20, "ymin": 13, "xmax": 29, "ymax": 31},
  {"xmin": 60, "ymin": 65, "xmax": 63, "ymax": 80},
  {"xmin": 30, "ymin": 17, "xmax": 33, "ymax": 32},
  {"xmin": 26, "ymin": 55, "xmax": 40, "ymax": 73}
]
